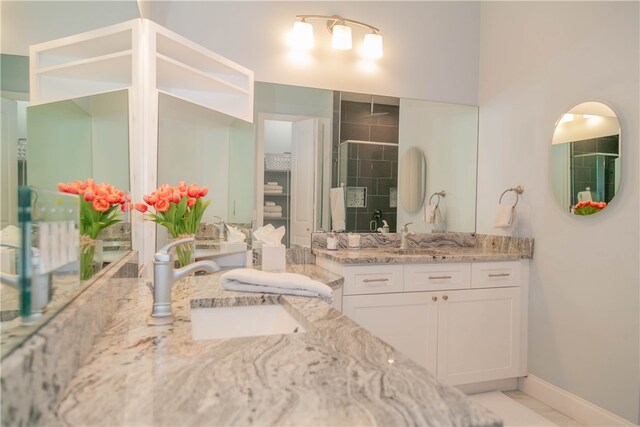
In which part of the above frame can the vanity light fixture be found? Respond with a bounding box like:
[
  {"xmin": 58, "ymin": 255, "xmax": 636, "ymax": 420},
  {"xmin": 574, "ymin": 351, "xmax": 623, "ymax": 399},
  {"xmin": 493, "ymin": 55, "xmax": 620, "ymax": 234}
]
[{"xmin": 291, "ymin": 15, "xmax": 383, "ymax": 59}]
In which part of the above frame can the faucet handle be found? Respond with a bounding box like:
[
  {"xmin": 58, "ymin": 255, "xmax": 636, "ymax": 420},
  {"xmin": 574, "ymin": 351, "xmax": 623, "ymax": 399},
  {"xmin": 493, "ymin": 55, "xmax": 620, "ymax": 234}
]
[
  {"xmin": 401, "ymin": 222, "xmax": 413, "ymax": 232},
  {"xmin": 155, "ymin": 237, "xmax": 195, "ymax": 262}
]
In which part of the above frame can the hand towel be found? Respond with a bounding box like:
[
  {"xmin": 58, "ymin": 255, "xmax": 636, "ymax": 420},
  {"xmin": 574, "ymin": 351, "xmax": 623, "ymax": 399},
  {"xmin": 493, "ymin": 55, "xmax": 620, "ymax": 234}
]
[
  {"xmin": 494, "ymin": 204, "xmax": 516, "ymax": 228},
  {"xmin": 577, "ymin": 190, "xmax": 592, "ymax": 202},
  {"xmin": 424, "ymin": 203, "xmax": 440, "ymax": 224},
  {"xmin": 266, "ymin": 181, "xmax": 279, "ymax": 186},
  {"xmin": 330, "ymin": 187, "xmax": 346, "ymax": 232},
  {"xmin": 221, "ymin": 268, "xmax": 334, "ymax": 301},
  {"xmin": 263, "ymin": 206, "xmax": 283, "ymax": 213},
  {"xmin": 264, "ymin": 201, "xmax": 276, "ymax": 207},
  {"xmin": 264, "ymin": 212, "xmax": 283, "ymax": 218}
]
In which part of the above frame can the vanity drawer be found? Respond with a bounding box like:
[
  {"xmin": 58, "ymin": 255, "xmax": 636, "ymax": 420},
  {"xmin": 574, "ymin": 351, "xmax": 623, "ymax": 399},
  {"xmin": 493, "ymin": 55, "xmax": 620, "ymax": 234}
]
[
  {"xmin": 404, "ymin": 263, "xmax": 471, "ymax": 292},
  {"xmin": 342, "ymin": 265, "xmax": 404, "ymax": 295},
  {"xmin": 471, "ymin": 261, "xmax": 521, "ymax": 288}
]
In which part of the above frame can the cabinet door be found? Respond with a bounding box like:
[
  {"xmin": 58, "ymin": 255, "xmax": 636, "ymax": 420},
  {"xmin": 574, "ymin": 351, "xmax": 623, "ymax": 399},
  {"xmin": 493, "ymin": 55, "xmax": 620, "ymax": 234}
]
[
  {"xmin": 343, "ymin": 293, "xmax": 438, "ymax": 372},
  {"xmin": 436, "ymin": 287, "xmax": 521, "ymax": 385}
]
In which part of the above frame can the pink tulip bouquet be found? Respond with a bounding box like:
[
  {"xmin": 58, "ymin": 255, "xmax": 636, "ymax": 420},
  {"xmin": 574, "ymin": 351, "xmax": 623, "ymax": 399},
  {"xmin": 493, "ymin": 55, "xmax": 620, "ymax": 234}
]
[
  {"xmin": 135, "ymin": 182, "xmax": 210, "ymax": 267},
  {"xmin": 57, "ymin": 178, "xmax": 127, "ymax": 279},
  {"xmin": 572, "ymin": 200, "xmax": 607, "ymax": 215}
]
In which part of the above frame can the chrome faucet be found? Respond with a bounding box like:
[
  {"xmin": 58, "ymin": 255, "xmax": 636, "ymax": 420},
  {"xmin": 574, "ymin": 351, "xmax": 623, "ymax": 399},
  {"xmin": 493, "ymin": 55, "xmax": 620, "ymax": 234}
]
[
  {"xmin": 212, "ymin": 216, "xmax": 227, "ymax": 242},
  {"xmin": 0, "ymin": 243, "xmax": 52, "ymax": 323},
  {"xmin": 148, "ymin": 237, "xmax": 220, "ymax": 326},
  {"xmin": 399, "ymin": 222, "xmax": 414, "ymax": 249}
]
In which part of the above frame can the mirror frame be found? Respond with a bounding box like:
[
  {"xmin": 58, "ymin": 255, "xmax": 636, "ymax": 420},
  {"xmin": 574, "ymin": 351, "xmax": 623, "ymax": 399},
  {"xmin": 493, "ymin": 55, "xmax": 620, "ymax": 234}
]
[{"xmin": 399, "ymin": 146, "xmax": 427, "ymax": 213}]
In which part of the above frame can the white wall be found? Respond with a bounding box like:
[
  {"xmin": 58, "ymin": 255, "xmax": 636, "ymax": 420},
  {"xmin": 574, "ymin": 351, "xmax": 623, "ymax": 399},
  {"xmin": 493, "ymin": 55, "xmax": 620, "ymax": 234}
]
[
  {"xmin": 1, "ymin": 98, "xmax": 18, "ymax": 228},
  {"xmin": 477, "ymin": 2, "xmax": 639, "ymax": 423},
  {"xmin": 149, "ymin": 1, "xmax": 481, "ymax": 106},
  {"xmin": 264, "ymin": 120, "xmax": 293, "ymax": 154}
]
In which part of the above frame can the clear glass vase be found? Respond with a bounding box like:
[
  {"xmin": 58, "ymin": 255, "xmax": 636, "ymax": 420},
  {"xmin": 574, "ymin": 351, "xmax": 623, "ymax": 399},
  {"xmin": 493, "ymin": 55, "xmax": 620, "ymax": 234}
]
[
  {"xmin": 80, "ymin": 236, "xmax": 103, "ymax": 280},
  {"xmin": 171, "ymin": 233, "xmax": 196, "ymax": 268}
]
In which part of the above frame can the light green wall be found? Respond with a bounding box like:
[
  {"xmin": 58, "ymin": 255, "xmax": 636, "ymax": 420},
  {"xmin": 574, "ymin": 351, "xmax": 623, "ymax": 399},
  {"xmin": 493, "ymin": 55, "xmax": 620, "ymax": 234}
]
[
  {"xmin": 228, "ymin": 119, "xmax": 255, "ymax": 223},
  {"xmin": 0, "ymin": 54, "xmax": 29, "ymax": 95},
  {"xmin": 255, "ymin": 82, "xmax": 333, "ymax": 119},
  {"xmin": 27, "ymin": 100, "xmax": 92, "ymax": 190}
]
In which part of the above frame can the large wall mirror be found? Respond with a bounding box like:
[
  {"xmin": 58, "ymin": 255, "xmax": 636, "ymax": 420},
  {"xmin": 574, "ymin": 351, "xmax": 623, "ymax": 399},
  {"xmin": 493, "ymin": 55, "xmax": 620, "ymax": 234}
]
[
  {"xmin": 1, "ymin": 88, "xmax": 131, "ymax": 358},
  {"xmin": 254, "ymin": 84, "xmax": 479, "ymax": 239},
  {"xmin": 551, "ymin": 101, "xmax": 621, "ymax": 215}
]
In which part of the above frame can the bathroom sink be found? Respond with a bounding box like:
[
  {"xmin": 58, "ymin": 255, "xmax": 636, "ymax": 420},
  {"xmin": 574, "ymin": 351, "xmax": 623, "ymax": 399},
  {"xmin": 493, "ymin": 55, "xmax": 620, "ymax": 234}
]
[{"xmin": 190, "ymin": 304, "xmax": 305, "ymax": 341}]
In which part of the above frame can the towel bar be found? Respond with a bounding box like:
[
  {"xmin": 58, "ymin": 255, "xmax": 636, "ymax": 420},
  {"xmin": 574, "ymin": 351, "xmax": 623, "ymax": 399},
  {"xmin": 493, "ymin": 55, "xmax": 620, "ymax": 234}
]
[
  {"xmin": 429, "ymin": 190, "xmax": 446, "ymax": 207},
  {"xmin": 499, "ymin": 185, "xmax": 524, "ymax": 207}
]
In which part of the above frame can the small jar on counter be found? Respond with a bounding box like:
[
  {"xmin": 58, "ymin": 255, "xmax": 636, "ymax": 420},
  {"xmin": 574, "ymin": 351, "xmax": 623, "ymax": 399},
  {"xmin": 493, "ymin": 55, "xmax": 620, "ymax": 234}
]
[{"xmin": 326, "ymin": 232, "xmax": 337, "ymax": 250}]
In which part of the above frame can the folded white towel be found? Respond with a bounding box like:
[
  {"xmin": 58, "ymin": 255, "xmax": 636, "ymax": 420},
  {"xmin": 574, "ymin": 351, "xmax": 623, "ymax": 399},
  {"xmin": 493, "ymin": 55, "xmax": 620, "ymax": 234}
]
[
  {"xmin": 264, "ymin": 201, "xmax": 276, "ymax": 207},
  {"xmin": 266, "ymin": 181, "xmax": 278, "ymax": 186},
  {"xmin": 221, "ymin": 268, "xmax": 334, "ymax": 301},
  {"xmin": 264, "ymin": 206, "xmax": 282, "ymax": 213},
  {"xmin": 264, "ymin": 190, "xmax": 283, "ymax": 194},
  {"xmin": 264, "ymin": 185, "xmax": 283, "ymax": 190},
  {"xmin": 494, "ymin": 204, "xmax": 515, "ymax": 228},
  {"xmin": 264, "ymin": 212, "xmax": 283, "ymax": 218},
  {"xmin": 330, "ymin": 187, "xmax": 346, "ymax": 232}
]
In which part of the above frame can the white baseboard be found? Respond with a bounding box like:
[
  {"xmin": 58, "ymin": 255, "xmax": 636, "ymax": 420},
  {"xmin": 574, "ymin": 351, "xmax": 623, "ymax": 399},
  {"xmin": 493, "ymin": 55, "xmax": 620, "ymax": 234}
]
[
  {"xmin": 457, "ymin": 378, "xmax": 518, "ymax": 395},
  {"xmin": 518, "ymin": 375, "xmax": 635, "ymax": 426}
]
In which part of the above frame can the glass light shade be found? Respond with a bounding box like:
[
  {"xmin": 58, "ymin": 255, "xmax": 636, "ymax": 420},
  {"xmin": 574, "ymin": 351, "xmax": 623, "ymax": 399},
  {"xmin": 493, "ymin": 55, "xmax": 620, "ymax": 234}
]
[
  {"xmin": 363, "ymin": 33, "xmax": 383, "ymax": 59},
  {"xmin": 292, "ymin": 21, "xmax": 314, "ymax": 50},
  {"xmin": 331, "ymin": 24, "xmax": 352, "ymax": 50}
]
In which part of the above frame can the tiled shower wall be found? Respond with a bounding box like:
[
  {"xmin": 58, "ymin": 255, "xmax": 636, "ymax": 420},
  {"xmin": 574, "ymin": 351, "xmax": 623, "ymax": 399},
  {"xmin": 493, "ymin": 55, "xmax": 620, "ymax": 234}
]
[
  {"xmin": 571, "ymin": 135, "xmax": 619, "ymax": 204},
  {"xmin": 337, "ymin": 100, "xmax": 400, "ymax": 232}
]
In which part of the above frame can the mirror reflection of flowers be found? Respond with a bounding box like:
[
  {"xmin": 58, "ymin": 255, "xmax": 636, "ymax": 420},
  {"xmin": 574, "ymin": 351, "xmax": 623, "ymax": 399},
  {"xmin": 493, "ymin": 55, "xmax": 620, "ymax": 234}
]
[
  {"xmin": 134, "ymin": 182, "xmax": 210, "ymax": 267},
  {"xmin": 572, "ymin": 200, "xmax": 607, "ymax": 215},
  {"xmin": 57, "ymin": 178, "xmax": 127, "ymax": 279}
]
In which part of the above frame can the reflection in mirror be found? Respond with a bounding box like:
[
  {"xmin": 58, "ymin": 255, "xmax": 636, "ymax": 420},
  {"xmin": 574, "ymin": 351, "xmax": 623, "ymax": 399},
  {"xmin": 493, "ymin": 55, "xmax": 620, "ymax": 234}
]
[
  {"xmin": 397, "ymin": 99, "xmax": 478, "ymax": 233},
  {"xmin": 399, "ymin": 147, "xmax": 426, "ymax": 213},
  {"xmin": 551, "ymin": 102, "xmax": 620, "ymax": 215},
  {"xmin": 336, "ymin": 93, "xmax": 400, "ymax": 232},
  {"xmin": 157, "ymin": 93, "xmax": 254, "ymax": 256},
  {"xmin": 1, "ymin": 89, "xmax": 131, "ymax": 358}
]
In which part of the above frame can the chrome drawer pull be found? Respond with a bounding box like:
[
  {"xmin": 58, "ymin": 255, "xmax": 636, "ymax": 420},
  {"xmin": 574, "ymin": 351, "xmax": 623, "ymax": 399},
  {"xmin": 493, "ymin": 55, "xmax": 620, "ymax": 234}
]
[
  {"xmin": 363, "ymin": 278, "xmax": 389, "ymax": 283},
  {"xmin": 428, "ymin": 275, "xmax": 452, "ymax": 280},
  {"xmin": 489, "ymin": 273, "xmax": 510, "ymax": 278}
]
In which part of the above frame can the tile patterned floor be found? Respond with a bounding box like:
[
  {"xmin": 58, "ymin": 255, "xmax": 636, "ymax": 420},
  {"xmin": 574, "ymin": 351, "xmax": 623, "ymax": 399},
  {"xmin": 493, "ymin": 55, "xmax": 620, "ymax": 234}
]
[{"xmin": 469, "ymin": 390, "xmax": 582, "ymax": 427}]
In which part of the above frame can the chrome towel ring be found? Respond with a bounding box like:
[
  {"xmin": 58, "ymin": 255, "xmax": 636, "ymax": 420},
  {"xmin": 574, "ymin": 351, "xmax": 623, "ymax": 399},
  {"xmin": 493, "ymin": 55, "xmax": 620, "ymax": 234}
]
[
  {"xmin": 499, "ymin": 185, "xmax": 524, "ymax": 207},
  {"xmin": 429, "ymin": 190, "xmax": 446, "ymax": 207}
]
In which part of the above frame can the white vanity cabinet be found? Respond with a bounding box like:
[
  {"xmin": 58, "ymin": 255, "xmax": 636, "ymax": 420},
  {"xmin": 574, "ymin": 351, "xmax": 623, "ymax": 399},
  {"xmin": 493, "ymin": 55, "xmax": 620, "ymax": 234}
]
[{"xmin": 335, "ymin": 259, "xmax": 528, "ymax": 387}]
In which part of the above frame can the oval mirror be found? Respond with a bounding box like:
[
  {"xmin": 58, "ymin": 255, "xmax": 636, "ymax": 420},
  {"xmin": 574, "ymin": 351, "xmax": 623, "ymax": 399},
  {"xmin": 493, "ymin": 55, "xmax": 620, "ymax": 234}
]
[
  {"xmin": 400, "ymin": 146, "xmax": 426, "ymax": 213},
  {"xmin": 551, "ymin": 102, "xmax": 620, "ymax": 216}
]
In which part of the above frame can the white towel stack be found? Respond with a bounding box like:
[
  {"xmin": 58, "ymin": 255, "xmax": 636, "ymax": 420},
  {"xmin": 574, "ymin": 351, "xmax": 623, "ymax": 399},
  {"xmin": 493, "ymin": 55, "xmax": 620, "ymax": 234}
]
[
  {"xmin": 264, "ymin": 182, "xmax": 283, "ymax": 194},
  {"xmin": 221, "ymin": 268, "xmax": 334, "ymax": 302},
  {"xmin": 264, "ymin": 212, "xmax": 283, "ymax": 218},
  {"xmin": 265, "ymin": 201, "xmax": 276, "ymax": 207},
  {"xmin": 494, "ymin": 204, "xmax": 516, "ymax": 228},
  {"xmin": 264, "ymin": 205, "xmax": 282, "ymax": 213}
]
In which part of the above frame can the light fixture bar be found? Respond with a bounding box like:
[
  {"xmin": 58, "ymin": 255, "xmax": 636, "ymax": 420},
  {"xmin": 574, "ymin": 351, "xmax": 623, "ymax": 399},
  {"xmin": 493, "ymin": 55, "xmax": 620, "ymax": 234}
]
[{"xmin": 296, "ymin": 15, "xmax": 380, "ymax": 34}]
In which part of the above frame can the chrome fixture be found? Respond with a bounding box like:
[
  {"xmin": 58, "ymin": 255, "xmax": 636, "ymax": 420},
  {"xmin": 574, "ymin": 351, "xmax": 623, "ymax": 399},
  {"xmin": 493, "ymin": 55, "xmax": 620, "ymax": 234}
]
[
  {"xmin": 0, "ymin": 243, "xmax": 52, "ymax": 324},
  {"xmin": 499, "ymin": 185, "xmax": 525, "ymax": 207},
  {"xmin": 291, "ymin": 15, "xmax": 383, "ymax": 59},
  {"xmin": 399, "ymin": 222, "xmax": 414, "ymax": 250},
  {"xmin": 148, "ymin": 237, "xmax": 220, "ymax": 326}
]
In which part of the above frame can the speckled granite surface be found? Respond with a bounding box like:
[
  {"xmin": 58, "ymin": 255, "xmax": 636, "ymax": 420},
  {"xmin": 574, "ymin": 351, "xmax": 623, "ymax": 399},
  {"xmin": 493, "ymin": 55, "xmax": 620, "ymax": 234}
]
[
  {"xmin": 312, "ymin": 232, "xmax": 533, "ymax": 264},
  {"xmin": 42, "ymin": 266, "xmax": 500, "ymax": 427},
  {"xmin": 1, "ymin": 252, "xmax": 138, "ymax": 427}
]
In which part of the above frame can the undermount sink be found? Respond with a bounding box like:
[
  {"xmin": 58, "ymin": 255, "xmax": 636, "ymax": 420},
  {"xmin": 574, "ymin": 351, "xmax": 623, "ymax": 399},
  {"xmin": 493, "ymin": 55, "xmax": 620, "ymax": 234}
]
[{"xmin": 190, "ymin": 304, "xmax": 305, "ymax": 341}]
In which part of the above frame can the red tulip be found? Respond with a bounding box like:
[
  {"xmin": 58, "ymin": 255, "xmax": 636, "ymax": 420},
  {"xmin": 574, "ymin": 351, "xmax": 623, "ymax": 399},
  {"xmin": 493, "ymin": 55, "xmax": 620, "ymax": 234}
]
[
  {"xmin": 92, "ymin": 198, "xmax": 110, "ymax": 212},
  {"xmin": 57, "ymin": 182, "xmax": 68, "ymax": 193},
  {"xmin": 156, "ymin": 199, "xmax": 171, "ymax": 212},
  {"xmin": 172, "ymin": 190, "xmax": 181, "ymax": 204},
  {"xmin": 187, "ymin": 197, "xmax": 196, "ymax": 208},
  {"xmin": 134, "ymin": 203, "xmax": 148, "ymax": 213},
  {"xmin": 143, "ymin": 194, "xmax": 158, "ymax": 205},
  {"xmin": 199, "ymin": 186, "xmax": 208, "ymax": 197},
  {"xmin": 84, "ymin": 189, "xmax": 95, "ymax": 202},
  {"xmin": 187, "ymin": 184, "xmax": 200, "ymax": 198}
]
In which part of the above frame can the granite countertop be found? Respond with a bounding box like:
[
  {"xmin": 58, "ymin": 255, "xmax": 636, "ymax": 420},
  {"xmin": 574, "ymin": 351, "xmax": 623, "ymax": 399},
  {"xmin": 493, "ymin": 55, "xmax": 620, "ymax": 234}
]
[
  {"xmin": 313, "ymin": 246, "xmax": 533, "ymax": 264},
  {"xmin": 46, "ymin": 264, "xmax": 500, "ymax": 427}
]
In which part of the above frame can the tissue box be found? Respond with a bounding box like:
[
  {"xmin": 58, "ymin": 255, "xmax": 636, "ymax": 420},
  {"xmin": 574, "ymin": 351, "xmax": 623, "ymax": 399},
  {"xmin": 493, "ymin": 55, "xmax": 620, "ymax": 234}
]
[
  {"xmin": 262, "ymin": 244, "xmax": 285, "ymax": 272},
  {"xmin": 221, "ymin": 241, "xmax": 247, "ymax": 253}
]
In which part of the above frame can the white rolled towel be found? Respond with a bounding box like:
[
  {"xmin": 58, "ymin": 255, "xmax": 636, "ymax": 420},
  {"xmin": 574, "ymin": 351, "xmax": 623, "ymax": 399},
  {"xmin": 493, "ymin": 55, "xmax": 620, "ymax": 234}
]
[
  {"xmin": 264, "ymin": 212, "xmax": 283, "ymax": 218},
  {"xmin": 264, "ymin": 185, "xmax": 283, "ymax": 191},
  {"xmin": 221, "ymin": 268, "xmax": 334, "ymax": 301},
  {"xmin": 494, "ymin": 204, "xmax": 516, "ymax": 228},
  {"xmin": 264, "ymin": 206, "xmax": 282, "ymax": 213},
  {"xmin": 265, "ymin": 201, "xmax": 276, "ymax": 207},
  {"xmin": 266, "ymin": 181, "xmax": 279, "ymax": 186}
]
